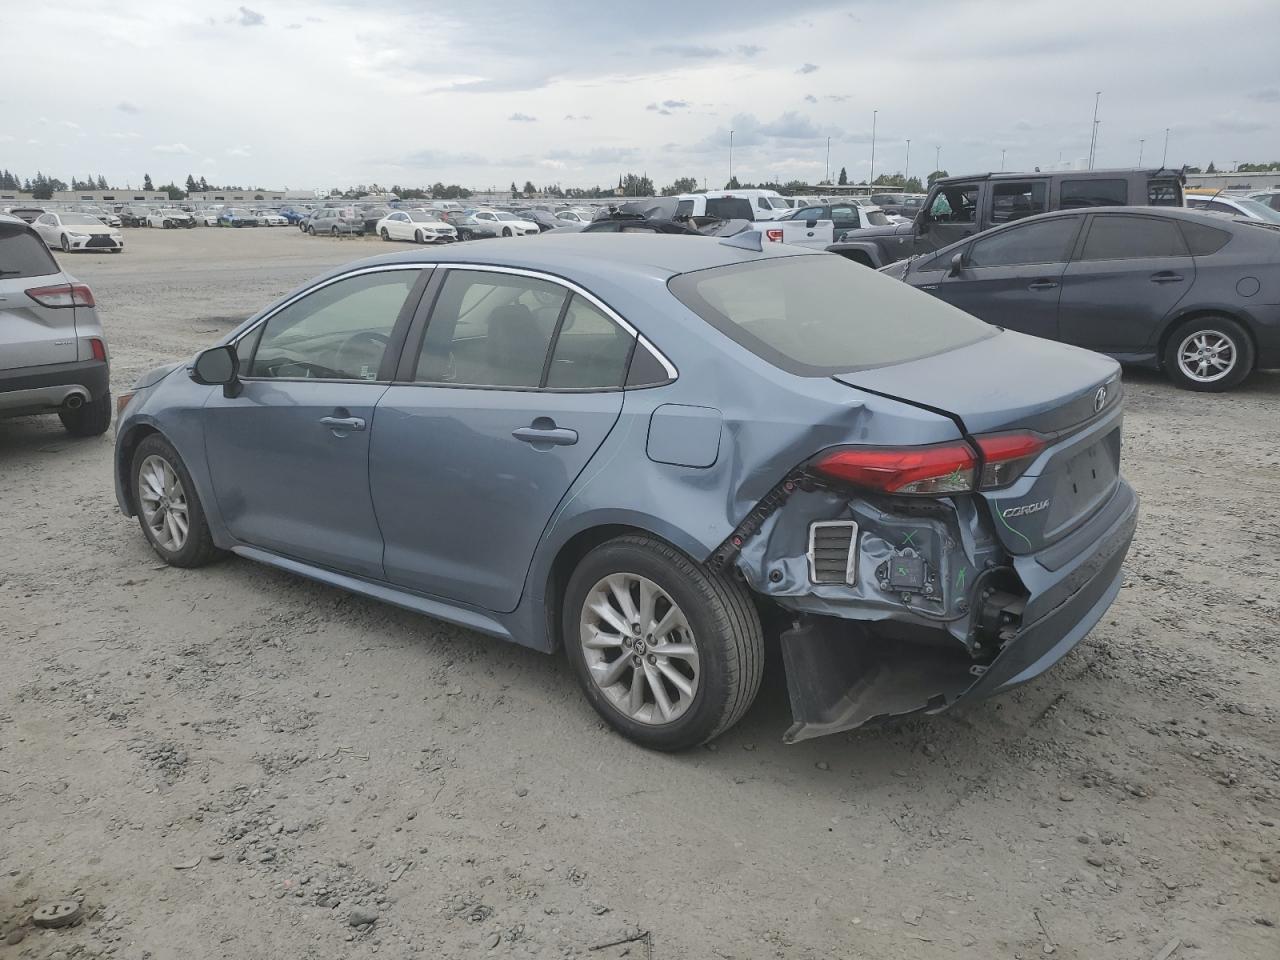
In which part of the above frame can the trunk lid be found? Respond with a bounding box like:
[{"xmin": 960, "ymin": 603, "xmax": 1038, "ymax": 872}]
[
  {"xmin": 0, "ymin": 221, "xmax": 79, "ymax": 371},
  {"xmin": 834, "ymin": 329, "xmax": 1124, "ymax": 555}
]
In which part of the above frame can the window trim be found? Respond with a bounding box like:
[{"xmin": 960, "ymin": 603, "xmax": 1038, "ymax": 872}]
[
  {"xmin": 1074, "ymin": 212, "xmax": 1191, "ymax": 263},
  {"xmin": 397, "ymin": 263, "xmax": 677, "ymax": 392},
  {"xmin": 230, "ymin": 263, "xmax": 430, "ymax": 385}
]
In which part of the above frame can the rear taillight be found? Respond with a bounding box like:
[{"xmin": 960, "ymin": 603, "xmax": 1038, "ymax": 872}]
[
  {"xmin": 811, "ymin": 431, "xmax": 1048, "ymax": 496},
  {"xmin": 812, "ymin": 442, "xmax": 977, "ymax": 495},
  {"xmin": 765, "ymin": 228, "xmax": 784, "ymax": 242},
  {"xmin": 89, "ymin": 338, "xmax": 107, "ymax": 361},
  {"xmin": 974, "ymin": 431, "xmax": 1047, "ymax": 489},
  {"xmin": 25, "ymin": 283, "xmax": 95, "ymax": 308}
]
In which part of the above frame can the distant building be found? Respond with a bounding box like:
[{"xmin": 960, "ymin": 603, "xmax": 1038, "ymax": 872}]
[
  {"xmin": 1185, "ymin": 171, "xmax": 1280, "ymax": 193},
  {"xmin": 51, "ymin": 191, "xmax": 169, "ymax": 202},
  {"xmin": 185, "ymin": 189, "xmax": 316, "ymax": 202}
]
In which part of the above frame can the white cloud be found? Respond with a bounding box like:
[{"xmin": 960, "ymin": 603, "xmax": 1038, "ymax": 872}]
[
  {"xmin": 153, "ymin": 143, "xmax": 194, "ymax": 155},
  {"xmin": 117, "ymin": 101, "xmax": 140, "ymax": 114},
  {"xmin": 797, "ymin": 62, "xmax": 819, "ymax": 74},
  {"xmin": 508, "ymin": 113, "xmax": 537, "ymax": 122},
  {"xmin": 225, "ymin": 145, "xmax": 252, "ymax": 157},
  {"xmin": 237, "ymin": 6, "xmax": 265, "ymax": 27}
]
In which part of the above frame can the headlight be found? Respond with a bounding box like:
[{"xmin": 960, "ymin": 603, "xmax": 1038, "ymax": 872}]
[
  {"xmin": 69, "ymin": 232, "xmax": 89, "ymax": 239},
  {"xmin": 111, "ymin": 234, "xmax": 123, "ymax": 241}
]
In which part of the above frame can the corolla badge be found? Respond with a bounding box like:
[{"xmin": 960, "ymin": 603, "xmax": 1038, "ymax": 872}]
[
  {"xmin": 1002, "ymin": 500, "xmax": 1050, "ymax": 519},
  {"xmin": 1093, "ymin": 384, "xmax": 1108, "ymax": 413}
]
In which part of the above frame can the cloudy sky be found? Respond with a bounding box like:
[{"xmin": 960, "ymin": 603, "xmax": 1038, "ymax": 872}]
[{"xmin": 4, "ymin": 0, "xmax": 1279, "ymax": 192}]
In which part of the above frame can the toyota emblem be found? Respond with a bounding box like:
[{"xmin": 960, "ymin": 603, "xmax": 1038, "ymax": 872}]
[{"xmin": 1093, "ymin": 385, "xmax": 1108, "ymax": 413}]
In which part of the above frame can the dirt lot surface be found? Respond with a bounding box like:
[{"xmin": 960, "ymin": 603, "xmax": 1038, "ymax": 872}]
[{"xmin": 2, "ymin": 227, "xmax": 1278, "ymax": 959}]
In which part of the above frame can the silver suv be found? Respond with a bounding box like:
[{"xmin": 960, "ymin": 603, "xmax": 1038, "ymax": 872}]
[{"xmin": 0, "ymin": 214, "xmax": 112, "ymax": 435}]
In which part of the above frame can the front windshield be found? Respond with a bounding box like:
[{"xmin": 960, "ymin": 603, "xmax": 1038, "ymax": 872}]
[
  {"xmin": 495, "ymin": 212, "xmax": 518, "ymax": 221},
  {"xmin": 61, "ymin": 214, "xmax": 101, "ymax": 226},
  {"xmin": 865, "ymin": 210, "xmax": 891, "ymax": 226},
  {"xmin": 409, "ymin": 212, "xmax": 435, "ymax": 222},
  {"xmin": 1232, "ymin": 198, "xmax": 1280, "ymax": 223}
]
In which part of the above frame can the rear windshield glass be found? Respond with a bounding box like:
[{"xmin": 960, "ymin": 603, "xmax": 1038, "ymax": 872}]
[
  {"xmin": 668, "ymin": 254, "xmax": 995, "ymax": 376},
  {"xmin": 705, "ymin": 198, "xmax": 753, "ymax": 220},
  {"xmin": 0, "ymin": 224, "xmax": 60, "ymax": 279}
]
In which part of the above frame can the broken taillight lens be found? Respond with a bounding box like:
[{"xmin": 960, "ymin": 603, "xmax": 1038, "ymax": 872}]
[
  {"xmin": 25, "ymin": 282, "xmax": 95, "ymax": 308},
  {"xmin": 811, "ymin": 442, "xmax": 978, "ymax": 495},
  {"xmin": 765, "ymin": 228, "xmax": 784, "ymax": 242},
  {"xmin": 974, "ymin": 431, "xmax": 1047, "ymax": 489}
]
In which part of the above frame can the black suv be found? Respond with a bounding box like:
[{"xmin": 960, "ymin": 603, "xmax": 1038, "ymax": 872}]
[{"xmin": 830, "ymin": 168, "xmax": 1185, "ymax": 267}]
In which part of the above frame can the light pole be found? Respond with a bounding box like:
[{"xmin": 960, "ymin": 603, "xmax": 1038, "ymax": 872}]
[
  {"xmin": 1162, "ymin": 127, "xmax": 1170, "ymax": 166},
  {"xmin": 869, "ymin": 109, "xmax": 877, "ymax": 186},
  {"xmin": 1138, "ymin": 139, "xmax": 1145, "ymax": 167},
  {"xmin": 729, "ymin": 129, "xmax": 734, "ymax": 186},
  {"xmin": 904, "ymin": 139, "xmax": 911, "ymax": 184},
  {"xmin": 1001, "ymin": 149, "xmax": 1006, "ymax": 171},
  {"xmin": 825, "ymin": 136, "xmax": 831, "ymax": 184},
  {"xmin": 935, "ymin": 145, "xmax": 940, "ymax": 174},
  {"xmin": 1088, "ymin": 91, "xmax": 1101, "ymax": 169}
]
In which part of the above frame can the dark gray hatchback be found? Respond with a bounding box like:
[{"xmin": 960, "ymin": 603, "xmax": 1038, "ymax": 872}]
[{"xmin": 883, "ymin": 206, "xmax": 1280, "ymax": 391}]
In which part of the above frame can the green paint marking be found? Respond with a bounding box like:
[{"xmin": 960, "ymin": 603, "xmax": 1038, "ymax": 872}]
[
  {"xmin": 955, "ymin": 566, "xmax": 967, "ymax": 591},
  {"xmin": 995, "ymin": 505, "xmax": 1035, "ymax": 552},
  {"xmin": 900, "ymin": 530, "xmax": 918, "ymax": 548},
  {"xmin": 897, "ymin": 565, "xmax": 909, "ymax": 576}
]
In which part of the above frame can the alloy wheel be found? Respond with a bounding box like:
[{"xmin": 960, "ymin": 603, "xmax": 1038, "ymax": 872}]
[
  {"xmin": 61, "ymin": 234, "xmax": 70, "ymax": 252},
  {"xmin": 1177, "ymin": 329, "xmax": 1237, "ymax": 384},
  {"xmin": 137, "ymin": 455, "xmax": 190, "ymax": 553},
  {"xmin": 579, "ymin": 573, "xmax": 700, "ymax": 725}
]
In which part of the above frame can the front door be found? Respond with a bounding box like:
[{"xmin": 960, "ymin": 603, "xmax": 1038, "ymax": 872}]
[
  {"xmin": 203, "ymin": 266, "xmax": 426, "ymax": 577},
  {"xmin": 917, "ymin": 181, "xmax": 982, "ymax": 255},
  {"xmin": 370, "ymin": 268, "xmax": 633, "ymax": 612},
  {"xmin": 928, "ymin": 215, "xmax": 1083, "ymax": 342},
  {"xmin": 1057, "ymin": 213, "xmax": 1195, "ymax": 354}
]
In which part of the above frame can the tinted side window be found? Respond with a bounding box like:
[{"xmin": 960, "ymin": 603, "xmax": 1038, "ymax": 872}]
[
  {"xmin": 675, "ymin": 200, "xmax": 694, "ymax": 217},
  {"xmin": 1205, "ymin": 201, "xmax": 1238, "ymax": 215},
  {"xmin": 705, "ymin": 198, "xmax": 752, "ymax": 220},
  {"xmin": 968, "ymin": 217, "xmax": 1080, "ymax": 267},
  {"xmin": 1078, "ymin": 216, "xmax": 1189, "ymax": 261},
  {"xmin": 990, "ymin": 181, "xmax": 1048, "ymax": 223},
  {"xmin": 1179, "ymin": 221, "xmax": 1232, "ymax": 256},
  {"xmin": 1061, "ymin": 179, "xmax": 1128, "ymax": 209},
  {"xmin": 415, "ymin": 270, "xmax": 566, "ymax": 388},
  {"xmin": 249, "ymin": 269, "xmax": 419, "ymax": 380},
  {"xmin": 0, "ymin": 224, "xmax": 60, "ymax": 278},
  {"xmin": 1147, "ymin": 179, "xmax": 1182, "ymax": 206},
  {"xmin": 545, "ymin": 295, "xmax": 633, "ymax": 389}
]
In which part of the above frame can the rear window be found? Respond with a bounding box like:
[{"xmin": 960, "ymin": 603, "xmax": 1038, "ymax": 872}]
[
  {"xmin": 1178, "ymin": 220, "xmax": 1232, "ymax": 256},
  {"xmin": 1147, "ymin": 179, "xmax": 1182, "ymax": 206},
  {"xmin": 0, "ymin": 224, "xmax": 60, "ymax": 279},
  {"xmin": 668, "ymin": 255, "xmax": 995, "ymax": 376},
  {"xmin": 705, "ymin": 198, "xmax": 753, "ymax": 220}
]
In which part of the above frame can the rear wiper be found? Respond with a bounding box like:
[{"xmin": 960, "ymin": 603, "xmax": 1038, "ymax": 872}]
[{"xmin": 0, "ymin": 268, "xmax": 24, "ymax": 276}]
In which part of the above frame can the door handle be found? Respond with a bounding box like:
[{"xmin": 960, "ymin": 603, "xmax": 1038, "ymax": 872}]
[
  {"xmin": 319, "ymin": 416, "xmax": 366, "ymax": 432},
  {"xmin": 512, "ymin": 425, "xmax": 578, "ymax": 446},
  {"xmin": 1150, "ymin": 272, "xmax": 1184, "ymax": 283},
  {"xmin": 1027, "ymin": 280, "xmax": 1059, "ymax": 291}
]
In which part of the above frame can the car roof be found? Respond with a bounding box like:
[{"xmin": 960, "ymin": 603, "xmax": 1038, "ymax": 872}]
[
  {"xmin": 936, "ymin": 167, "xmax": 1182, "ymax": 186},
  {"xmin": 338, "ymin": 232, "xmax": 815, "ymax": 282}
]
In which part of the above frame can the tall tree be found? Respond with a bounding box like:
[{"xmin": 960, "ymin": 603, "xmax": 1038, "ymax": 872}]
[
  {"xmin": 662, "ymin": 176, "xmax": 699, "ymax": 196},
  {"xmin": 724, "ymin": 176, "xmax": 742, "ymax": 190},
  {"xmin": 142, "ymin": 173, "xmax": 154, "ymax": 191},
  {"xmin": 837, "ymin": 166, "xmax": 848, "ymax": 186},
  {"xmin": 96, "ymin": 174, "xmax": 108, "ymax": 190},
  {"xmin": 1205, "ymin": 161, "xmax": 1217, "ymax": 174},
  {"xmin": 185, "ymin": 174, "xmax": 198, "ymax": 193},
  {"xmin": 522, "ymin": 180, "xmax": 537, "ymax": 195},
  {"xmin": 198, "ymin": 175, "xmax": 209, "ymax": 192},
  {"xmin": 926, "ymin": 169, "xmax": 950, "ymax": 186}
]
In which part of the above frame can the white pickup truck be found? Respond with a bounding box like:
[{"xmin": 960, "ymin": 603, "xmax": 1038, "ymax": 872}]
[{"xmin": 755, "ymin": 200, "xmax": 892, "ymax": 250}]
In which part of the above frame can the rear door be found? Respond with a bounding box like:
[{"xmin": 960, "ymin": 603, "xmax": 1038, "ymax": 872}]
[
  {"xmin": 924, "ymin": 215, "xmax": 1083, "ymax": 341},
  {"xmin": 370, "ymin": 268, "xmax": 634, "ymax": 612},
  {"xmin": 1056, "ymin": 213, "xmax": 1194, "ymax": 355},
  {"xmin": 0, "ymin": 220, "xmax": 79, "ymax": 370}
]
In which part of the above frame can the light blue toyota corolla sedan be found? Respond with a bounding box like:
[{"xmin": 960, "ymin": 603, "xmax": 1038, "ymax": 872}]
[{"xmin": 114, "ymin": 233, "xmax": 1138, "ymax": 749}]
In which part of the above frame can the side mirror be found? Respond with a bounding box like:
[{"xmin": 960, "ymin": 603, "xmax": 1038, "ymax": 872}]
[
  {"xmin": 805, "ymin": 218, "xmax": 818, "ymax": 228},
  {"xmin": 190, "ymin": 344, "xmax": 241, "ymax": 397},
  {"xmin": 949, "ymin": 251, "xmax": 967, "ymax": 276}
]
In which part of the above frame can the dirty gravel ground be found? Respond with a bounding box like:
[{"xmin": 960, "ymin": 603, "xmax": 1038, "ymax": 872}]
[{"xmin": 2, "ymin": 228, "xmax": 1277, "ymax": 960}]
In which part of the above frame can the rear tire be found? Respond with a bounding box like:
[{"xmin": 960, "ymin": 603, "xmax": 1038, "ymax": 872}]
[
  {"xmin": 307, "ymin": 225, "xmax": 316, "ymax": 236},
  {"xmin": 562, "ymin": 535, "xmax": 763, "ymax": 751},
  {"xmin": 1162, "ymin": 315, "xmax": 1253, "ymax": 392},
  {"xmin": 381, "ymin": 227, "xmax": 391, "ymax": 241},
  {"xmin": 331, "ymin": 226, "xmax": 340, "ymax": 237},
  {"xmin": 59, "ymin": 392, "xmax": 111, "ymax": 437},
  {"xmin": 130, "ymin": 434, "xmax": 221, "ymax": 568}
]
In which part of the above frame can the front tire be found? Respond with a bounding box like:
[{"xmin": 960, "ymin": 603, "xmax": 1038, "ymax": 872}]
[
  {"xmin": 415, "ymin": 229, "xmax": 424, "ymax": 244},
  {"xmin": 1163, "ymin": 315, "xmax": 1253, "ymax": 392},
  {"xmin": 61, "ymin": 234, "xmax": 71, "ymax": 253},
  {"xmin": 331, "ymin": 226, "xmax": 340, "ymax": 237},
  {"xmin": 307, "ymin": 225, "xmax": 316, "ymax": 236},
  {"xmin": 502, "ymin": 227, "xmax": 513, "ymax": 238},
  {"xmin": 562, "ymin": 535, "xmax": 763, "ymax": 751},
  {"xmin": 59, "ymin": 392, "xmax": 111, "ymax": 437},
  {"xmin": 130, "ymin": 434, "xmax": 221, "ymax": 568}
]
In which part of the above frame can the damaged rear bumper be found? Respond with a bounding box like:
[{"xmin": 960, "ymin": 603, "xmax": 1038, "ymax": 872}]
[{"xmin": 777, "ymin": 481, "xmax": 1138, "ymax": 742}]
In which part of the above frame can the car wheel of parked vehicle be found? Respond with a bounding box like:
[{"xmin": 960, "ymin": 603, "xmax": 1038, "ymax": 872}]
[
  {"xmin": 307, "ymin": 225, "xmax": 316, "ymax": 236},
  {"xmin": 60, "ymin": 234, "xmax": 71, "ymax": 252},
  {"xmin": 502, "ymin": 227, "xmax": 513, "ymax": 238},
  {"xmin": 131, "ymin": 435, "xmax": 221, "ymax": 568},
  {"xmin": 380, "ymin": 227, "xmax": 391, "ymax": 241},
  {"xmin": 414, "ymin": 229, "xmax": 424, "ymax": 244},
  {"xmin": 59, "ymin": 392, "xmax": 112, "ymax": 437},
  {"xmin": 562, "ymin": 535, "xmax": 763, "ymax": 751},
  {"xmin": 1163, "ymin": 315, "xmax": 1254, "ymax": 392},
  {"xmin": 331, "ymin": 227, "xmax": 340, "ymax": 237}
]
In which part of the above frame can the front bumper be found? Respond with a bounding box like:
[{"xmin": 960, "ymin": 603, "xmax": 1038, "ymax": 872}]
[
  {"xmin": 67, "ymin": 235, "xmax": 124, "ymax": 250},
  {"xmin": 779, "ymin": 480, "xmax": 1138, "ymax": 742},
  {"xmin": 0, "ymin": 359, "xmax": 110, "ymax": 416}
]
